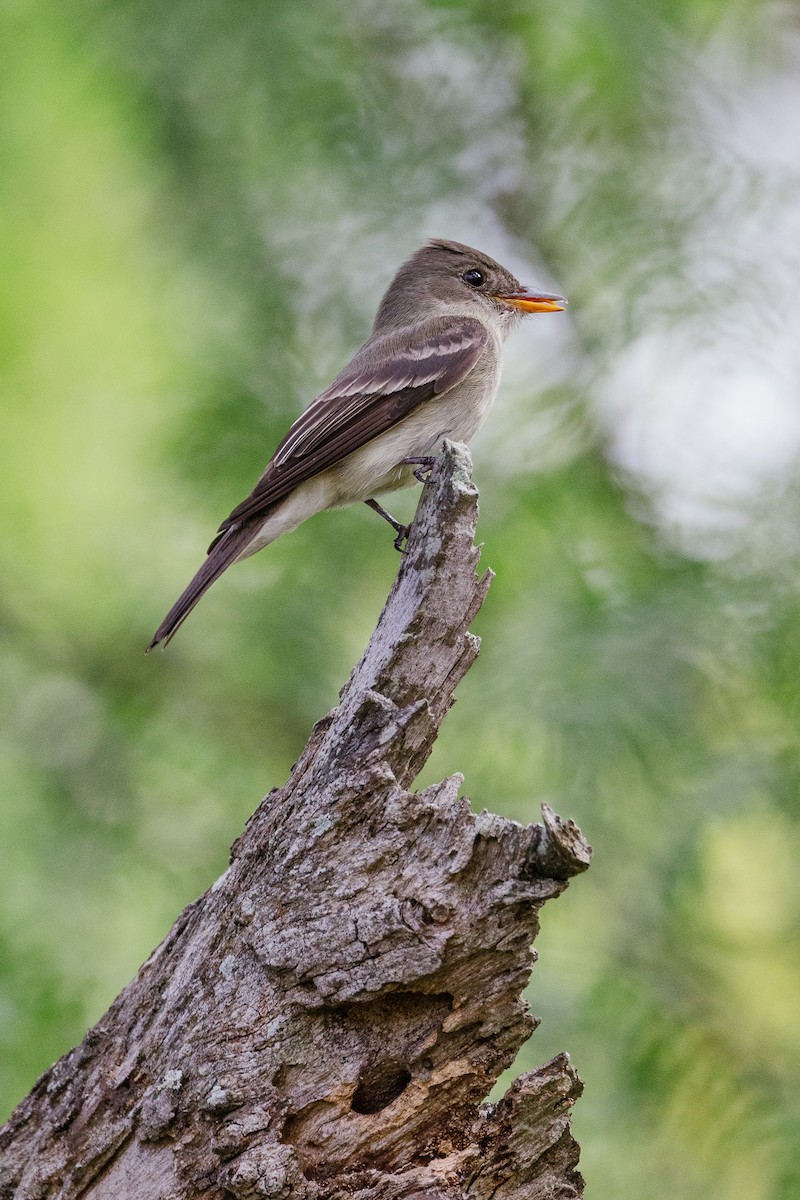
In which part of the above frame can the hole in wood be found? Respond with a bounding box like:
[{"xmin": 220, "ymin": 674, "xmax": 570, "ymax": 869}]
[{"xmin": 351, "ymin": 1060, "xmax": 412, "ymax": 1114}]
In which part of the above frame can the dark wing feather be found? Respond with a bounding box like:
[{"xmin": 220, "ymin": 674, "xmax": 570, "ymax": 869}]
[
  {"xmin": 147, "ymin": 316, "xmax": 488, "ymax": 649},
  {"xmin": 214, "ymin": 315, "xmax": 488, "ymax": 536}
]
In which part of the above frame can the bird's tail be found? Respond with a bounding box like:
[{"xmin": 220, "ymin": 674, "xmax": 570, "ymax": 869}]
[{"xmin": 146, "ymin": 525, "xmax": 252, "ymax": 651}]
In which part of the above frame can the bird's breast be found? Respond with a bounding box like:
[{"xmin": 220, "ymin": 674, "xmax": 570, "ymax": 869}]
[{"xmin": 324, "ymin": 341, "xmax": 502, "ymax": 505}]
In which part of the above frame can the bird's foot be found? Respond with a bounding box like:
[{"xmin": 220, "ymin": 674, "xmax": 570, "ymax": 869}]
[
  {"xmin": 393, "ymin": 524, "xmax": 411, "ymax": 553},
  {"xmin": 402, "ymin": 455, "xmax": 437, "ymax": 484},
  {"xmin": 365, "ymin": 498, "xmax": 411, "ymax": 552}
]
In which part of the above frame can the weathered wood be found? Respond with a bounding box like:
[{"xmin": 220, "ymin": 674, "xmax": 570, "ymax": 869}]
[{"xmin": 0, "ymin": 442, "xmax": 590, "ymax": 1199}]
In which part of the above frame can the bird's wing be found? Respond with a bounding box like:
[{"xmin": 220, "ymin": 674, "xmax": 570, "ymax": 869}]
[
  {"xmin": 213, "ymin": 314, "xmax": 489, "ymax": 538},
  {"xmin": 147, "ymin": 314, "xmax": 489, "ymax": 650}
]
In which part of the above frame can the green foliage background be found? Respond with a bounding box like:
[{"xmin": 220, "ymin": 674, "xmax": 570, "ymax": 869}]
[{"xmin": 2, "ymin": 1, "xmax": 799, "ymax": 1195}]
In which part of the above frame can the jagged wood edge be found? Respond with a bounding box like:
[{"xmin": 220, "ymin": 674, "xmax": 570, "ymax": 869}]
[{"xmin": 0, "ymin": 442, "xmax": 591, "ymax": 1200}]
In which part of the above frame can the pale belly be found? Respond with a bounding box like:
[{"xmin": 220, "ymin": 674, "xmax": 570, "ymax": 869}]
[
  {"xmin": 325, "ymin": 360, "xmax": 502, "ymax": 504},
  {"xmin": 236, "ymin": 351, "xmax": 502, "ymax": 560}
]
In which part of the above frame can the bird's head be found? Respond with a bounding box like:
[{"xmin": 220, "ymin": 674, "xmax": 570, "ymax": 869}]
[{"xmin": 373, "ymin": 238, "xmax": 566, "ymax": 335}]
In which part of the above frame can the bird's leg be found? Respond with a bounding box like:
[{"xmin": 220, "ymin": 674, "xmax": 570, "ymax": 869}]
[
  {"xmin": 402, "ymin": 455, "xmax": 437, "ymax": 484},
  {"xmin": 365, "ymin": 498, "xmax": 411, "ymax": 552}
]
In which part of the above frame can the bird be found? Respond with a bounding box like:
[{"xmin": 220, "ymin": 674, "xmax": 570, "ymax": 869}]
[{"xmin": 147, "ymin": 238, "xmax": 565, "ymax": 650}]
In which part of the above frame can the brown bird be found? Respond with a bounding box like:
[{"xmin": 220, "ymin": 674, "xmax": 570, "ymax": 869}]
[{"xmin": 147, "ymin": 239, "xmax": 565, "ymax": 649}]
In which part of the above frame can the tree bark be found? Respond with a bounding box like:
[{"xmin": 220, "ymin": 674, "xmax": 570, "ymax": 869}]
[{"xmin": 0, "ymin": 441, "xmax": 591, "ymax": 1200}]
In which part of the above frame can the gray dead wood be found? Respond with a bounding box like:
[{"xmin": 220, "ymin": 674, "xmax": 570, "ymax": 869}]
[{"xmin": 0, "ymin": 441, "xmax": 591, "ymax": 1200}]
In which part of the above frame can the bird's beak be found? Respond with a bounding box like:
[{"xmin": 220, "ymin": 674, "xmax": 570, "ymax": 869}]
[{"xmin": 495, "ymin": 287, "xmax": 567, "ymax": 314}]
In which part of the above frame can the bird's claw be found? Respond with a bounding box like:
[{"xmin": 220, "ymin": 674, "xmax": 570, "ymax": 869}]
[
  {"xmin": 393, "ymin": 525, "xmax": 411, "ymax": 553},
  {"xmin": 402, "ymin": 456, "xmax": 436, "ymax": 484}
]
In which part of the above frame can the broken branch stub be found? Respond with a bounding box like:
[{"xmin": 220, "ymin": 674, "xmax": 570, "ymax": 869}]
[{"xmin": 0, "ymin": 441, "xmax": 591, "ymax": 1200}]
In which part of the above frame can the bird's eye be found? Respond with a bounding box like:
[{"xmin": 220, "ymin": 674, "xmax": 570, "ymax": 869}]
[{"xmin": 462, "ymin": 268, "xmax": 484, "ymax": 288}]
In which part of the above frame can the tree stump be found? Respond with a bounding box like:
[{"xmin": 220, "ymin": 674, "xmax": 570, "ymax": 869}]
[{"xmin": 0, "ymin": 441, "xmax": 591, "ymax": 1200}]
